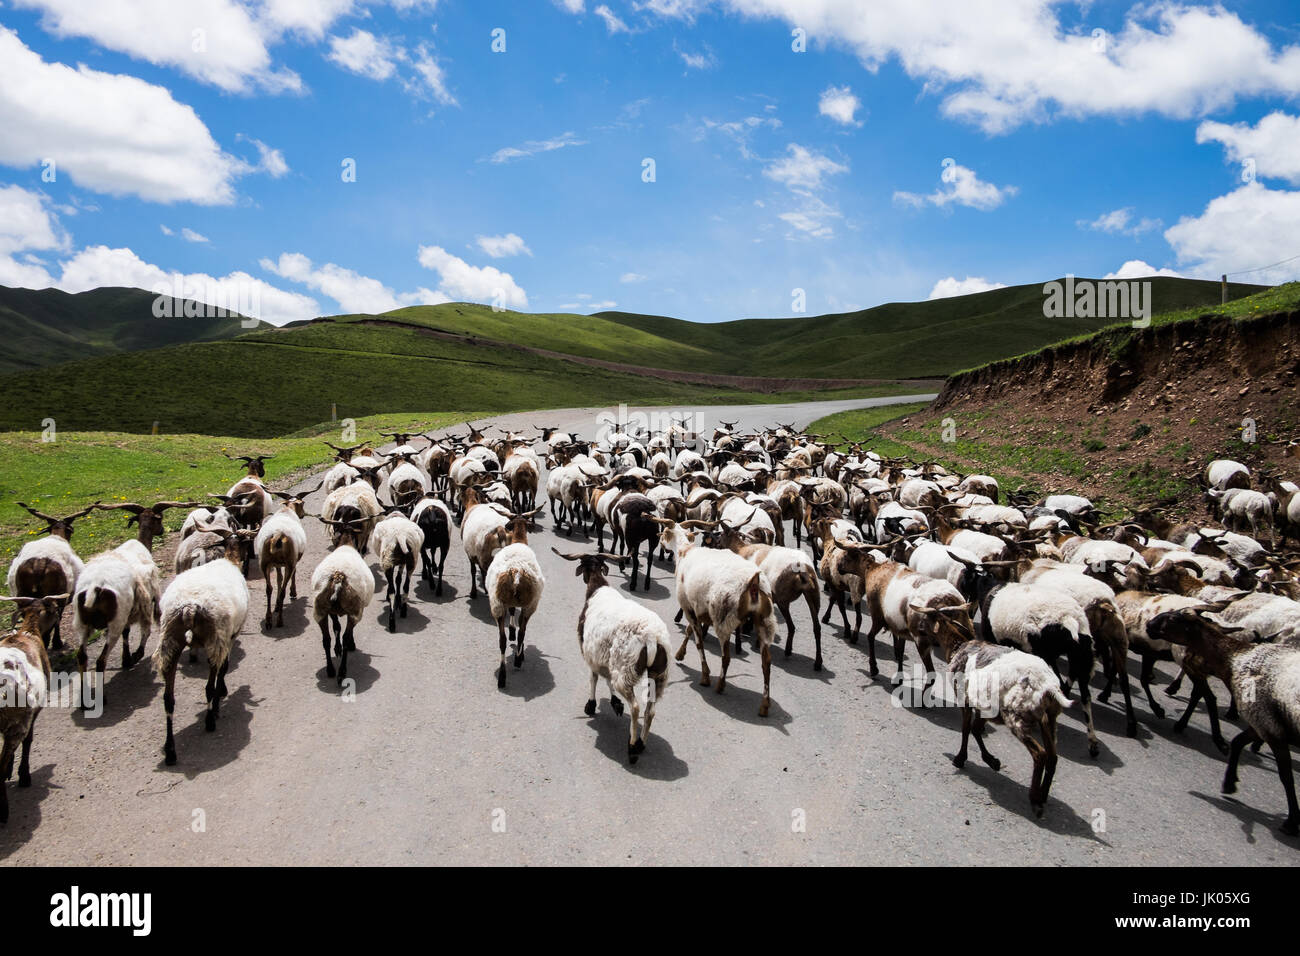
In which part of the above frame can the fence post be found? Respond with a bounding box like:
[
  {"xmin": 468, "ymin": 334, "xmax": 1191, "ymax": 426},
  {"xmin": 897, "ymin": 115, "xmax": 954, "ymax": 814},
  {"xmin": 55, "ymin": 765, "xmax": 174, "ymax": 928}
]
[{"xmin": 1221, "ymin": 274, "xmax": 1228, "ymax": 305}]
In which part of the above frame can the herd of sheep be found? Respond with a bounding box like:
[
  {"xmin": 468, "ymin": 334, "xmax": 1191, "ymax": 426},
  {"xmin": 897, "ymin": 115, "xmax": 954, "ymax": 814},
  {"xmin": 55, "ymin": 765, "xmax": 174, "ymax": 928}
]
[{"xmin": 2, "ymin": 417, "xmax": 1300, "ymax": 838}]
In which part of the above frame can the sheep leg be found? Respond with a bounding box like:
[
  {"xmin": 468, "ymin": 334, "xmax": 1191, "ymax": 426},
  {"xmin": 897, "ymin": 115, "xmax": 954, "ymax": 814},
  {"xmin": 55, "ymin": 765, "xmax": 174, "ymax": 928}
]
[
  {"xmin": 891, "ymin": 631, "xmax": 908, "ymax": 689},
  {"xmin": 919, "ymin": 647, "xmax": 937, "ymax": 706},
  {"xmin": 1073, "ymin": 673, "xmax": 1099, "ymax": 758},
  {"xmin": 690, "ymin": 617, "xmax": 711, "ymax": 686},
  {"xmin": 972, "ymin": 716, "xmax": 1000, "ymax": 770},
  {"xmin": 276, "ymin": 566, "xmax": 289, "ymax": 627},
  {"xmin": 1222, "ymin": 727, "xmax": 1260, "ymax": 795},
  {"xmin": 160, "ymin": 655, "xmax": 179, "ymax": 765},
  {"xmin": 953, "ymin": 706, "xmax": 973, "ymax": 768},
  {"xmin": 758, "ymin": 641, "xmax": 771, "ymax": 717},
  {"xmin": 1269, "ymin": 742, "xmax": 1300, "ymax": 836},
  {"xmin": 385, "ymin": 568, "xmax": 397, "ymax": 633},
  {"xmin": 319, "ymin": 619, "xmax": 335, "ymax": 678},
  {"xmin": 627, "ymin": 697, "xmax": 642, "ymax": 763},
  {"xmin": 1225, "ymin": 690, "xmax": 1238, "ymax": 721},
  {"xmin": 1138, "ymin": 653, "xmax": 1165, "ymax": 719},
  {"xmin": 496, "ymin": 617, "xmax": 508, "ymax": 688},
  {"xmin": 852, "ymin": 599, "xmax": 862, "ymax": 644},
  {"xmin": 121, "ymin": 626, "xmax": 135, "ymax": 670},
  {"xmin": 584, "ymin": 672, "xmax": 598, "ymax": 716},
  {"xmin": 780, "ymin": 603, "xmax": 796, "ymax": 658},
  {"xmin": 401, "ymin": 563, "xmax": 412, "ymax": 617},
  {"xmin": 1106, "ymin": 644, "xmax": 1137, "ymax": 738},
  {"xmin": 642, "ymin": 536, "xmax": 653, "ymax": 592},
  {"xmin": 1039, "ymin": 711, "xmax": 1060, "ymax": 806},
  {"xmin": 514, "ymin": 611, "xmax": 528, "ymax": 668},
  {"xmin": 289, "ymin": 561, "xmax": 298, "ymax": 599},
  {"xmin": 1097, "ymin": 652, "xmax": 1115, "ymax": 702},
  {"xmin": 804, "ymin": 590, "xmax": 823, "ymax": 670},
  {"xmin": 337, "ymin": 621, "xmax": 354, "ymax": 687},
  {"xmin": 436, "ymin": 547, "xmax": 447, "ymax": 597},
  {"xmin": 264, "ymin": 572, "xmax": 275, "ymax": 629},
  {"xmin": 203, "ymin": 664, "xmax": 219, "ymax": 732},
  {"xmin": 1181, "ymin": 680, "xmax": 1228, "ymax": 752},
  {"xmin": 716, "ymin": 632, "xmax": 731, "ymax": 693},
  {"xmin": 835, "ymin": 590, "xmax": 852, "ymax": 636},
  {"xmin": 1009, "ymin": 718, "xmax": 1048, "ymax": 817},
  {"xmin": 469, "ymin": 559, "xmax": 480, "ymax": 600},
  {"xmin": 1166, "ymin": 665, "xmax": 1185, "ymax": 698}
]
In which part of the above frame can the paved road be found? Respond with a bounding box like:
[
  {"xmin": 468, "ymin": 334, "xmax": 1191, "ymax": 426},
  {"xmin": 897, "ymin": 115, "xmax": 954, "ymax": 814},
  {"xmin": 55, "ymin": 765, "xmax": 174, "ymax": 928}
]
[{"xmin": 3, "ymin": 393, "xmax": 1296, "ymax": 865}]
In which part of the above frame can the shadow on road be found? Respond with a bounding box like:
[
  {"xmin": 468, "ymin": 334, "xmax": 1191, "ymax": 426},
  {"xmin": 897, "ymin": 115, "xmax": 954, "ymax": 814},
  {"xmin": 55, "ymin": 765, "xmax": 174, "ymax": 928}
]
[
  {"xmin": 586, "ymin": 705, "xmax": 690, "ymax": 781},
  {"xmin": 156, "ymin": 684, "xmax": 259, "ymax": 779},
  {"xmin": 315, "ymin": 648, "xmax": 380, "ymax": 695},
  {"xmin": 1188, "ymin": 789, "xmax": 1295, "ymax": 848},
  {"xmin": 499, "ymin": 646, "xmax": 556, "ymax": 702},
  {"xmin": 0, "ymin": 763, "xmax": 54, "ymax": 859}
]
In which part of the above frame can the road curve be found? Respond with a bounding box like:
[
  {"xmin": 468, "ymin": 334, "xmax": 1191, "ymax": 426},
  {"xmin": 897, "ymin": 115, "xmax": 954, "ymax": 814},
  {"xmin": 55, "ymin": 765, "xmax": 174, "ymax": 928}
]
[{"xmin": 2, "ymin": 393, "xmax": 1294, "ymax": 865}]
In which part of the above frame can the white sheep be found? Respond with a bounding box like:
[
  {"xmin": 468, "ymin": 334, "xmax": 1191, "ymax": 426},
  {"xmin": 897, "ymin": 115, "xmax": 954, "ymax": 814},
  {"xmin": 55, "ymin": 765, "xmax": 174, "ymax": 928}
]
[
  {"xmin": 72, "ymin": 544, "xmax": 159, "ymax": 709},
  {"xmin": 485, "ymin": 531, "xmax": 545, "ymax": 689},
  {"xmin": 369, "ymin": 512, "xmax": 424, "ymax": 631},
  {"xmin": 154, "ymin": 525, "xmax": 253, "ymax": 764},
  {"xmin": 311, "ymin": 519, "xmax": 376, "ymax": 686}
]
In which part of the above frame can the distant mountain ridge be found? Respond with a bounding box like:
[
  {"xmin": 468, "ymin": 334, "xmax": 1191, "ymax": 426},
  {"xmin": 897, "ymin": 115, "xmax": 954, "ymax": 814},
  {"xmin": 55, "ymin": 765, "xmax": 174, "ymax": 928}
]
[{"xmin": 0, "ymin": 286, "xmax": 268, "ymax": 375}]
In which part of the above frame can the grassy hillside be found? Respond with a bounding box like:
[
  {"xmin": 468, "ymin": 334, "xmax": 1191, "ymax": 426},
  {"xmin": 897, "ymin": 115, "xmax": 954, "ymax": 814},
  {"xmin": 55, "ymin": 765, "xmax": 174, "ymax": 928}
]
[
  {"xmin": 0, "ymin": 286, "xmax": 268, "ymax": 375},
  {"xmin": 0, "ymin": 319, "xmax": 912, "ymax": 436},
  {"xmin": 597, "ymin": 277, "xmax": 1267, "ymax": 379},
  {"xmin": 0, "ymin": 411, "xmax": 472, "ymax": 566}
]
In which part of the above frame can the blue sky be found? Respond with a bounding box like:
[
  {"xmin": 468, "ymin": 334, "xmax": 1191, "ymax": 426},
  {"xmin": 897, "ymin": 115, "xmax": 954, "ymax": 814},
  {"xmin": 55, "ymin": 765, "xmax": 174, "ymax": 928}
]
[{"xmin": 2, "ymin": 0, "xmax": 1300, "ymax": 325}]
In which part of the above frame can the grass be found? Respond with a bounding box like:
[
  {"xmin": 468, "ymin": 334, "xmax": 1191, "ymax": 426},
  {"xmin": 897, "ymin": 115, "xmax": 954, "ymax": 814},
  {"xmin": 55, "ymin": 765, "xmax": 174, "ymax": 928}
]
[
  {"xmin": 0, "ymin": 320, "xmax": 923, "ymax": 437},
  {"xmin": 952, "ymin": 280, "xmax": 1300, "ymax": 377},
  {"xmin": 0, "ymin": 410, "xmax": 474, "ymax": 567},
  {"xmin": 804, "ymin": 403, "xmax": 931, "ymax": 459}
]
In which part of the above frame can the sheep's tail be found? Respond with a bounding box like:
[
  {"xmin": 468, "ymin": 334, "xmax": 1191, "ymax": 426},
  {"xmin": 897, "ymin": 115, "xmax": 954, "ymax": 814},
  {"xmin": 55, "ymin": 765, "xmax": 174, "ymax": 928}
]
[
  {"xmin": 1035, "ymin": 677, "xmax": 1072, "ymax": 714},
  {"xmin": 329, "ymin": 572, "xmax": 345, "ymax": 610}
]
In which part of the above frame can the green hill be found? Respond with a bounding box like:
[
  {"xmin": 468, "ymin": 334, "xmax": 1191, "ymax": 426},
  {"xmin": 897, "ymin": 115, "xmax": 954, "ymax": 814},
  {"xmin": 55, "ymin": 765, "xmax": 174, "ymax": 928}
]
[{"xmin": 0, "ymin": 285, "xmax": 269, "ymax": 375}]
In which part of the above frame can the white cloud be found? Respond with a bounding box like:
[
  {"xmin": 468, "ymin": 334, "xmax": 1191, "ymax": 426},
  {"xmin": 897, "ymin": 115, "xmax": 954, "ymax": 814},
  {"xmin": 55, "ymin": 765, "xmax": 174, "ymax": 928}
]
[
  {"xmin": 417, "ymin": 246, "xmax": 528, "ymax": 308},
  {"xmin": 763, "ymin": 144, "xmax": 848, "ymax": 192},
  {"xmin": 181, "ymin": 228, "xmax": 210, "ymax": 244},
  {"xmin": 1165, "ymin": 181, "xmax": 1300, "ymax": 284},
  {"xmin": 327, "ymin": 29, "xmax": 400, "ymax": 81},
  {"xmin": 474, "ymin": 234, "xmax": 532, "ymax": 259},
  {"xmin": 927, "ymin": 276, "xmax": 1007, "ymax": 299},
  {"xmin": 0, "ymin": 28, "xmax": 247, "ymax": 204},
  {"xmin": 894, "ymin": 161, "xmax": 1016, "ymax": 211},
  {"xmin": 486, "ymin": 131, "xmax": 587, "ymax": 164},
  {"xmin": 60, "ymin": 245, "xmax": 319, "ymax": 324},
  {"xmin": 160, "ymin": 224, "xmax": 175, "ymax": 237},
  {"xmin": 673, "ymin": 39, "xmax": 716, "ymax": 69},
  {"xmin": 1197, "ymin": 111, "xmax": 1300, "ymax": 186},
  {"xmin": 778, "ymin": 194, "xmax": 842, "ymax": 239},
  {"xmin": 0, "ymin": 185, "xmax": 67, "ymax": 257},
  {"xmin": 818, "ymin": 85, "xmax": 862, "ymax": 126},
  {"xmin": 407, "ymin": 44, "xmax": 457, "ymax": 106},
  {"xmin": 13, "ymin": 0, "xmax": 302, "ymax": 94},
  {"xmin": 620, "ymin": 272, "xmax": 647, "ymax": 283},
  {"xmin": 595, "ymin": 4, "xmax": 630, "ymax": 32},
  {"xmin": 1077, "ymin": 206, "xmax": 1161, "ymax": 237},
  {"xmin": 699, "ymin": 115, "xmax": 781, "ymax": 160},
  {"xmin": 1103, "ymin": 259, "xmax": 1183, "ymax": 280},
  {"xmin": 261, "ymin": 251, "xmax": 446, "ymax": 314},
  {"xmin": 555, "ymin": 0, "xmax": 585, "ymax": 12},
  {"xmin": 260, "ymin": 0, "xmax": 357, "ymax": 40},
  {"xmin": 238, "ymin": 134, "xmax": 290, "ymax": 178},
  {"xmin": 639, "ymin": 1, "xmax": 1300, "ymax": 134}
]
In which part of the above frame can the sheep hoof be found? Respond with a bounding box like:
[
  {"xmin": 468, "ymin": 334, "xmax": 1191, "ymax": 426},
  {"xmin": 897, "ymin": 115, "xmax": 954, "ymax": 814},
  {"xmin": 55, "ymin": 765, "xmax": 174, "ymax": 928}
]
[
  {"xmin": 400, "ymin": 604, "xmax": 408, "ymax": 618},
  {"xmin": 164, "ymin": 750, "xmax": 177, "ymax": 767},
  {"xmin": 1032, "ymin": 802, "xmax": 1045, "ymax": 819},
  {"xmin": 1222, "ymin": 779, "xmax": 1238, "ymax": 795},
  {"xmin": 584, "ymin": 699, "xmax": 596, "ymax": 717},
  {"xmin": 714, "ymin": 677, "xmax": 726, "ymax": 694},
  {"xmin": 628, "ymin": 746, "xmax": 638, "ymax": 765},
  {"xmin": 188, "ymin": 652, "xmax": 198, "ymax": 663},
  {"xmin": 951, "ymin": 754, "xmax": 966, "ymax": 769},
  {"xmin": 1251, "ymin": 740, "xmax": 1263, "ymax": 753},
  {"xmin": 813, "ymin": 658, "xmax": 822, "ymax": 671},
  {"xmin": 1126, "ymin": 721, "xmax": 1138, "ymax": 738},
  {"xmin": 18, "ymin": 769, "xmax": 31, "ymax": 788},
  {"xmin": 1150, "ymin": 703, "xmax": 1165, "ymax": 720},
  {"xmin": 984, "ymin": 756, "xmax": 1001, "ymax": 772},
  {"xmin": 435, "ymin": 584, "xmax": 444, "ymax": 597},
  {"xmin": 1088, "ymin": 741, "xmax": 1100, "ymax": 758},
  {"xmin": 387, "ymin": 617, "xmax": 396, "ymax": 634},
  {"xmin": 610, "ymin": 696, "xmax": 624, "ymax": 716},
  {"xmin": 326, "ymin": 664, "xmax": 336, "ymax": 679},
  {"xmin": 758, "ymin": 700, "xmax": 770, "ymax": 717},
  {"xmin": 633, "ymin": 739, "xmax": 646, "ymax": 754},
  {"xmin": 514, "ymin": 649, "xmax": 524, "ymax": 668},
  {"xmin": 218, "ymin": 679, "xmax": 228, "ymax": 699},
  {"xmin": 698, "ymin": 673, "xmax": 711, "ymax": 686},
  {"xmin": 497, "ymin": 666, "xmax": 506, "ymax": 689},
  {"xmin": 204, "ymin": 712, "xmax": 216, "ymax": 733}
]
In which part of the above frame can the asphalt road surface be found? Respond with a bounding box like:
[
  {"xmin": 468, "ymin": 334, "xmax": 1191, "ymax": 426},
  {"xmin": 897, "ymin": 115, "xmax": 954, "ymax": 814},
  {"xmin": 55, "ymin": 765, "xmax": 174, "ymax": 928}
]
[{"xmin": 4, "ymin": 393, "xmax": 1296, "ymax": 865}]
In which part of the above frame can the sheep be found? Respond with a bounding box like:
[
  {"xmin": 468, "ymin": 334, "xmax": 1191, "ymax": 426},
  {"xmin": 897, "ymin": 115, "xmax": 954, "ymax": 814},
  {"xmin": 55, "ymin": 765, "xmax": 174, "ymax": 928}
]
[
  {"xmin": 321, "ymin": 479, "xmax": 382, "ymax": 555},
  {"xmin": 1205, "ymin": 488, "xmax": 1274, "ymax": 548},
  {"xmin": 1147, "ymin": 606, "xmax": 1300, "ymax": 835},
  {"xmin": 369, "ymin": 511, "xmax": 423, "ymax": 632},
  {"xmin": 460, "ymin": 486, "xmax": 513, "ymax": 600},
  {"xmin": 385, "ymin": 456, "xmax": 429, "ymax": 510},
  {"xmin": 311, "ymin": 518, "xmax": 376, "ymax": 686},
  {"xmin": 93, "ymin": 499, "xmax": 197, "ymax": 552},
  {"xmin": 419, "ymin": 439, "xmax": 453, "ymax": 497},
  {"xmin": 834, "ymin": 540, "xmax": 974, "ymax": 691},
  {"xmin": 411, "ymin": 495, "xmax": 452, "ymax": 596},
  {"xmin": 484, "ymin": 521, "xmax": 545, "ymax": 688},
  {"xmin": 611, "ymin": 489, "xmax": 662, "ymax": 592},
  {"xmin": 180, "ymin": 504, "xmax": 237, "ymax": 539},
  {"xmin": 1020, "ymin": 564, "xmax": 1136, "ymax": 738},
  {"xmin": 1114, "ymin": 590, "xmax": 1207, "ymax": 723},
  {"xmin": 0, "ymin": 595, "xmax": 56, "ymax": 823},
  {"xmin": 155, "ymin": 524, "xmax": 254, "ymax": 764},
  {"xmin": 957, "ymin": 474, "xmax": 1000, "ymax": 503},
  {"xmin": 657, "ymin": 518, "xmax": 777, "ymax": 715},
  {"xmin": 503, "ymin": 452, "xmax": 540, "ymax": 513},
  {"xmin": 253, "ymin": 484, "xmax": 319, "ymax": 629},
  {"xmin": 553, "ymin": 549, "xmax": 671, "ymax": 760},
  {"xmin": 812, "ymin": 514, "xmax": 868, "ymax": 642},
  {"xmin": 705, "ymin": 521, "xmax": 823, "ymax": 670},
  {"xmin": 974, "ymin": 581, "xmax": 1099, "ymax": 757},
  {"xmin": 872, "ymin": 500, "xmax": 928, "ymax": 543},
  {"xmin": 72, "ymin": 543, "xmax": 161, "ymax": 710},
  {"xmin": 1204, "ymin": 459, "xmax": 1251, "ymax": 491},
  {"xmin": 323, "ymin": 459, "xmax": 361, "ymax": 496},
  {"xmin": 6, "ymin": 502, "xmax": 92, "ymax": 649},
  {"xmin": 646, "ymin": 485, "xmax": 687, "ymax": 561},
  {"xmin": 948, "ymin": 640, "xmax": 1071, "ymax": 817}
]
